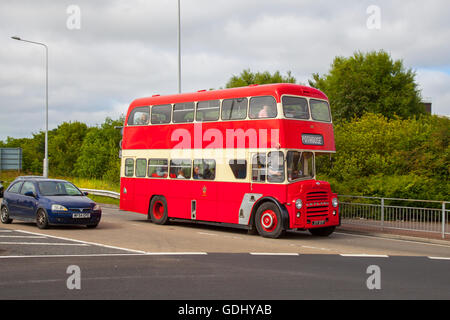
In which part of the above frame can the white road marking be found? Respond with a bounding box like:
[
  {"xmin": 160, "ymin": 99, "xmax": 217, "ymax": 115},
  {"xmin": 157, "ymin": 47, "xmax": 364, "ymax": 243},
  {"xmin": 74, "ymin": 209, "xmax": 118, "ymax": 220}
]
[
  {"xmin": 340, "ymin": 254, "xmax": 389, "ymax": 258},
  {"xmin": 0, "ymin": 235, "xmax": 47, "ymax": 239},
  {"xmin": 335, "ymin": 231, "xmax": 450, "ymax": 248},
  {"xmin": 0, "ymin": 253, "xmax": 207, "ymax": 259},
  {"xmin": 15, "ymin": 229, "xmax": 147, "ymax": 254},
  {"xmin": 198, "ymin": 232, "xmax": 218, "ymax": 236},
  {"xmin": 11, "ymin": 229, "xmax": 207, "ymax": 256},
  {"xmin": 301, "ymin": 245, "xmax": 331, "ymax": 251},
  {"xmin": 428, "ymin": 256, "xmax": 450, "ymax": 261},
  {"xmin": 0, "ymin": 242, "xmax": 89, "ymax": 246},
  {"xmin": 250, "ymin": 253, "xmax": 300, "ymax": 256},
  {"xmin": 0, "ymin": 230, "xmax": 13, "ymax": 233}
]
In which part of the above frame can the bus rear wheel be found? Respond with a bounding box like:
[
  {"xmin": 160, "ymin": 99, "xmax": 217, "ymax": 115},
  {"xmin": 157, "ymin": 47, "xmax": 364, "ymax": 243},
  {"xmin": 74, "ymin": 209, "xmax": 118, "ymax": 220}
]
[
  {"xmin": 255, "ymin": 202, "xmax": 285, "ymax": 239},
  {"xmin": 149, "ymin": 196, "xmax": 169, "ymax": 225}
]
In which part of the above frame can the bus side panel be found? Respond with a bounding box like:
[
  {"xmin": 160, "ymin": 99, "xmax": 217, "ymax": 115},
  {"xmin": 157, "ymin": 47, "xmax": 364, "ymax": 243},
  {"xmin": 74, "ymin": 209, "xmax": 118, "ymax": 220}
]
[
  {"xmin": 165, "ymin": 180, "xmax": 193, "ymax": 220},
  {"xmin": 120, "ymin": 178, "xmax": 135, "ymax": 212},
  {"xmin": 217, "ymin": 182, "xmax": 251, "ymax": 224},
  {"xmin": 191, "ymin": 180, "xmax": 218, "ymax": 222}
]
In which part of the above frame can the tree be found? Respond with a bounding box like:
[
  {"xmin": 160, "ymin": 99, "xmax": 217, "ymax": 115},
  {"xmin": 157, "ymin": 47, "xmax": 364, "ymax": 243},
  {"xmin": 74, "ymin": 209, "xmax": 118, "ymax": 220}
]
[
  {"xmin": 74, "ymin": 117, "xmax": 123, "ymax": 183},
  {"xmin": 48, "ymin": 121, "xmax": 88, "ymax": 176},
  {"xmin": 226, "ymin": 69, "xmax": 296, "ymax": 88},
  {"xmin": 309, "ymin": 50, "xmax": 424, "ymax": 121}
]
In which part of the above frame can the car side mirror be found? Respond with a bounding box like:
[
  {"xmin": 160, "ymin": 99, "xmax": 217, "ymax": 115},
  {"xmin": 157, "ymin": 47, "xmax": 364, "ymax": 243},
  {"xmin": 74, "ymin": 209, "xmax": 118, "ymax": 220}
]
[
  {"xmin": 24, "ymin": 191, "xmax": 37, "ymax": 198},
  {"xmin": 83, "ymin": 192, "xmax": 89, "ymax": 196}
]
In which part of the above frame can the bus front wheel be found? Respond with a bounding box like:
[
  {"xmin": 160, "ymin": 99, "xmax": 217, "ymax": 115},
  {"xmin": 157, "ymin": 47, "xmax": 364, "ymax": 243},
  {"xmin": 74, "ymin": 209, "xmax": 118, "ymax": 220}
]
[
  {"xmin": 149, "ymin": 196, "xmax": 169, "ymax": 225},
  {"xmin": 255, "ymin": 202, "xmax": 285, "ymax": 239}
]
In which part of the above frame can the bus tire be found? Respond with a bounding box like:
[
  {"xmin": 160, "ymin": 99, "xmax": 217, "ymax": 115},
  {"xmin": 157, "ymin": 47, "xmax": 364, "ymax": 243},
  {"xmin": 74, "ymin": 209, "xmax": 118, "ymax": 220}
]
[
  {"xmin": 308, "ymin": 226, "xmax": 335, "ymax": 237},
  {"xmin": 149, "ymin": 196, "xmax": 169, "ymax": 225},
  {"xmin": 255, "ymin": 202, "xmax": 285, "ymax": 239}
]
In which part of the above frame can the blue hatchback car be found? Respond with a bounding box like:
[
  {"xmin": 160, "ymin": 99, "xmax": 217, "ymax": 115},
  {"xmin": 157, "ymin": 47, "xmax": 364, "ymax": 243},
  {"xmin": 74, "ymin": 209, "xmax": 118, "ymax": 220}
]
[{"xmin": 0, "ymin": 177, "xmax": 101, "ymax": 229}]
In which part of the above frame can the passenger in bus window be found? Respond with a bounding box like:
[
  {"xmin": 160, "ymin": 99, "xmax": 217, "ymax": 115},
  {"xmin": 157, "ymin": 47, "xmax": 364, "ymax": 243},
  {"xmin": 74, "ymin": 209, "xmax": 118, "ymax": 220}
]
[
  {"xmin": 193, "ymin": 166, "xmax": 201, "ymax": 179},
  {"xmin": 135, "ymin": 112, "xmax": 149, "ymax": 125},
  {"xmin": 177, "ymin": 169, "xmax": 186, "ymax": 179},
  {"xmin": 203, "ymin": 165, "xmax": 214, "ymax": 180},
  {"xmin": 258, "ymin": 105, "xmax": 276, "ymax": 118}
]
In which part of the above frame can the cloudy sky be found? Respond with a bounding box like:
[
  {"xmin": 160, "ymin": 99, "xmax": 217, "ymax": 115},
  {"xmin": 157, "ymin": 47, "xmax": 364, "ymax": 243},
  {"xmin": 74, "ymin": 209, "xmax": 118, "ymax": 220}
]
[{"xmin": 1, "ymin": 0, "xmax": 449, "ymax": 140}]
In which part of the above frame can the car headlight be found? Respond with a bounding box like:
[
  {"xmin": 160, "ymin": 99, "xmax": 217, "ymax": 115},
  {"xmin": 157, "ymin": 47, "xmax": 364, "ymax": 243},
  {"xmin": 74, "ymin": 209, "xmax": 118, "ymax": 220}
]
[
  {"xmin": 52, "ymin": 204, "xmax": 68, "ymax": 212},
  {"xmin": 93, "ymin": 204, "xmax": 101, "ymax": 211},
  {"xmin": 295, "ymin": 199, "xmax": 303, "ymax": 209},
  {"xmin": 332, "ymin": 197, "xmax": 338, "ymax": 208}
]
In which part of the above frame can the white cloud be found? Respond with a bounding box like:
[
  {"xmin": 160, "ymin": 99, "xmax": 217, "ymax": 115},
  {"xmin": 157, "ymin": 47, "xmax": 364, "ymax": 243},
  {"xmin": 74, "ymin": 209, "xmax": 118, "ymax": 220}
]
[{"xmin": 1, "ymin": 0, "xmax": 449, "ymax": 140}]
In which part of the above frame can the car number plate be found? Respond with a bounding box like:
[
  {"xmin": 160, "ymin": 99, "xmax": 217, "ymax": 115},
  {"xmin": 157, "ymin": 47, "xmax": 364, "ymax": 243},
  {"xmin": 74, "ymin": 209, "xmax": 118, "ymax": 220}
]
[
  {"xmin": 312, "ymin": 220, "xmax": 326, "ymax": 226},
  {"xmin": 72, "ymin": 213, "xmax": 91, "ymax": 219}
]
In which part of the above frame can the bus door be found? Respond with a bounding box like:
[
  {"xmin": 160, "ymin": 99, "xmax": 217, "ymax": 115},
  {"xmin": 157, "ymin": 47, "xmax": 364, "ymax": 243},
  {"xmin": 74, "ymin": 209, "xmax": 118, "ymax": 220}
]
[
  {"xmin": 120, "ymin": 157, "xmax": 136, "ymax": 212},
  {"xmin": 191, "ymin": 159, "xmax": 218, "ymax": 222}
]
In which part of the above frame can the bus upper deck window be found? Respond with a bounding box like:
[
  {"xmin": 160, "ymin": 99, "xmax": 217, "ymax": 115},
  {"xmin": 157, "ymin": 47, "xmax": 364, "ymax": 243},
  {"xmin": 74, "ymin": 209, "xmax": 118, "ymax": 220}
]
[
  {"xmin": 173, "ymin": 102, "xmax": 195, "ymax": 123},
  {"xmin": 151, "ymin": 105, "xmax": 172, "ymax": 124},
  {"xmin": 128, "ymin": 106, "xmax": 150, "ymax": 125},
  {"xmin": 282, "ymin": 96, "xmax": 309, "ymax": 119},
  {"xmin": 249, "ymin": 96, "xmax": 277, "ymax": 119},
  {"xmin": 222, "ymin": 98, "xmax": 248, "ymax": 120},
  {"xmin": 196, "ymin": 100, "xmax": 220, "ymax": 122},
  {"xmin": 310, "ymin": 99, "xmax": 331, "ymax": 122}
]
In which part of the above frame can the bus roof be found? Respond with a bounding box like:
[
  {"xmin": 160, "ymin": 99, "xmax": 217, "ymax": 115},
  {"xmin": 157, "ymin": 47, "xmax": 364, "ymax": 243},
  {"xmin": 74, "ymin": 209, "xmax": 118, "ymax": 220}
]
[{"xmin": 129, "ymin": 83, "xmax": 328, "ymax": 109}]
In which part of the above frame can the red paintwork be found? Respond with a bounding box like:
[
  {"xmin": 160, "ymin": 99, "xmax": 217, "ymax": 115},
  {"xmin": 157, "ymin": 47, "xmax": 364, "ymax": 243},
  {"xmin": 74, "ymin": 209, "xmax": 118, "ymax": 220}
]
[
  {"xmin": 120, "ymin": 84, "xmax": 339, "ymax": 232},
  {"xmin": 122, "ymin": 83, "xmax": 335, "ymax": 152},
  {"xmin": 120, "ymin": 177, "xmax": 339, "ymax": 230}
]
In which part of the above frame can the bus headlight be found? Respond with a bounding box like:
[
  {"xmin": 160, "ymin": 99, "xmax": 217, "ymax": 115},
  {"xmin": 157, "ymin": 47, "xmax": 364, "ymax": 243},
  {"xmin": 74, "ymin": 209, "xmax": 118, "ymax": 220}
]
[
  {"xmin": 332, "ymin": 197, "xmax": 338, "ymax": 208},
  {"xmin": 295, "ymin": 199, "xmax": 303, "ymax": 209}
]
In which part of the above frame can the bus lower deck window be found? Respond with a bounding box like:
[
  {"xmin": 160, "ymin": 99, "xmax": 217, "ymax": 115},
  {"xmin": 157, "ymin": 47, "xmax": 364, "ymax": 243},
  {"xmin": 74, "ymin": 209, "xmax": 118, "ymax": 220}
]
[
  {"xmin": 193, "ymin": 159, "xmax": 216, "ymax": 180},
  {"xmin": 148, "ymin": 159, "xmax": 168, "ymax": 178},
  {"xmin": 170, "ymin": 159, "xmax": 192, "ymax": 179},
  {"xmin": 125, "ymin": 158, "xmax": 134, "ymax": 177}
]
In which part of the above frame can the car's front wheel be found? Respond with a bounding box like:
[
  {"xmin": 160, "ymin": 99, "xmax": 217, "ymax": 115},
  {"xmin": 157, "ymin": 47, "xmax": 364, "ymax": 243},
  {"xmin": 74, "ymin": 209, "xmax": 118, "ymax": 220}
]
[
  {"xmin": 36, "ymin": 209, "xmax": 49, "ymax": 229},
  {"xmin": 1, "ymin": 206, "xmax": 13, "ymax": 224}
]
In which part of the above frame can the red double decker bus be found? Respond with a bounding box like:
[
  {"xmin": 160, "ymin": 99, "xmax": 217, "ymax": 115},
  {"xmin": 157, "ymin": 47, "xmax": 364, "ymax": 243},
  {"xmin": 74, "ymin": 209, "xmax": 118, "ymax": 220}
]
[{"xmin": 120, "ymin": 83, "xmax": 339, "ymax": 238}]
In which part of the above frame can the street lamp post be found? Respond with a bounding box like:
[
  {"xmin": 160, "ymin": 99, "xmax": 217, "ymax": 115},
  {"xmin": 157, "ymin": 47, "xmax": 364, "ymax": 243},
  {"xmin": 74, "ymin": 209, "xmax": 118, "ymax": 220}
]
[
  {"xmin": 177, "ymin": 0, "xmax": 181, "ymax": 94},
  {"xmin": 11, "ymin": 36, "xmax": 49, "ymax": 178}
]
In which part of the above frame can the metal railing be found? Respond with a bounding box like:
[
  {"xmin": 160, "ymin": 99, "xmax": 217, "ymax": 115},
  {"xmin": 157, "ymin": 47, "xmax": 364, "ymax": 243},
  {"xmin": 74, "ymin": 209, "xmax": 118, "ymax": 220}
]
[
  {"xmin": 339, "ymin": 195, "xmax": 450, "ymax": 239},
  {"xmin": 76, "ymin": 188, "xmax": 449, "ymax": 239},
  {"xmin": 80, "ymin": 188, "xmax": 120, "ymax": 199}
]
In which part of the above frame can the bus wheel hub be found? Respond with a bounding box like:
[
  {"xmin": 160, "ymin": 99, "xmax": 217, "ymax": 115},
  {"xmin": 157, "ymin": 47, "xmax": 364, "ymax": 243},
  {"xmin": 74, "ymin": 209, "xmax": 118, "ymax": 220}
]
[{"xmin": 261, "ymin": 210, "xmax": 277, "ymax": 231}]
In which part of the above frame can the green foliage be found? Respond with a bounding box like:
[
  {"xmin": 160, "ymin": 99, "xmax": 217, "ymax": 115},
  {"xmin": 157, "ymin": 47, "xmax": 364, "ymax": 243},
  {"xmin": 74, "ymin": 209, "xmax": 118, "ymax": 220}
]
[
  {"xmin": 74, "ymin": 117, "xmax": 123, "ymax": 183},
  {"xmin": 48, "ymin": 122, "xmax": 88, "ymax": 176},
  {"xmin": 309, "ymin": 50, "xmax": 424, "ymax": 121},
  {"xmin": 317, "ymin": 113, "xmax": 450, "ymax": 200},
  {"xmin": 226, "ymin": 69, "xmax": 296, "ymax": 88},
  {"xmin": 1, "ymin": 117, "xmax": 124, "ymax": 185}
]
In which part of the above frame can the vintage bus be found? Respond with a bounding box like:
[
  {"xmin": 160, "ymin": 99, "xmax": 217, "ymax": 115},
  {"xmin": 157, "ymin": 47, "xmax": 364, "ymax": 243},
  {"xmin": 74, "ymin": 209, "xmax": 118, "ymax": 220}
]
[{"xmin": 120, "ymin": 83, "xmax": 339, "ymax": 238}]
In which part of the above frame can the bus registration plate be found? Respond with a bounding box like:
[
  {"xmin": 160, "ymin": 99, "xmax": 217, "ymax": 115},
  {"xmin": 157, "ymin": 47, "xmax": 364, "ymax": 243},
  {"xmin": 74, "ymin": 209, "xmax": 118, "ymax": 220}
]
[{"xmin": 312, "ymin": 220, "xmax": 326, "ymax": 226}]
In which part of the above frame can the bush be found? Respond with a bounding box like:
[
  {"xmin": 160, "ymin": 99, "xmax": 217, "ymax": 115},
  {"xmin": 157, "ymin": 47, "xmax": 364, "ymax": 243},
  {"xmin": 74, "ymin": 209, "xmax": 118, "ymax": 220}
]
[{"xmin": 317, "ymin": 113, "xmax": 450, "ymax": 200}]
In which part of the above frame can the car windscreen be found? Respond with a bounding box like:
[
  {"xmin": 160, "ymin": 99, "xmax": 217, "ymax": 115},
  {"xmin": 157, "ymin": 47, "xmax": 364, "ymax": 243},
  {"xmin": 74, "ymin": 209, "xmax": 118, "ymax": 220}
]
[{"xmin": 38, "ymin": 181, "xmax": 83, "ymax": 196}]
